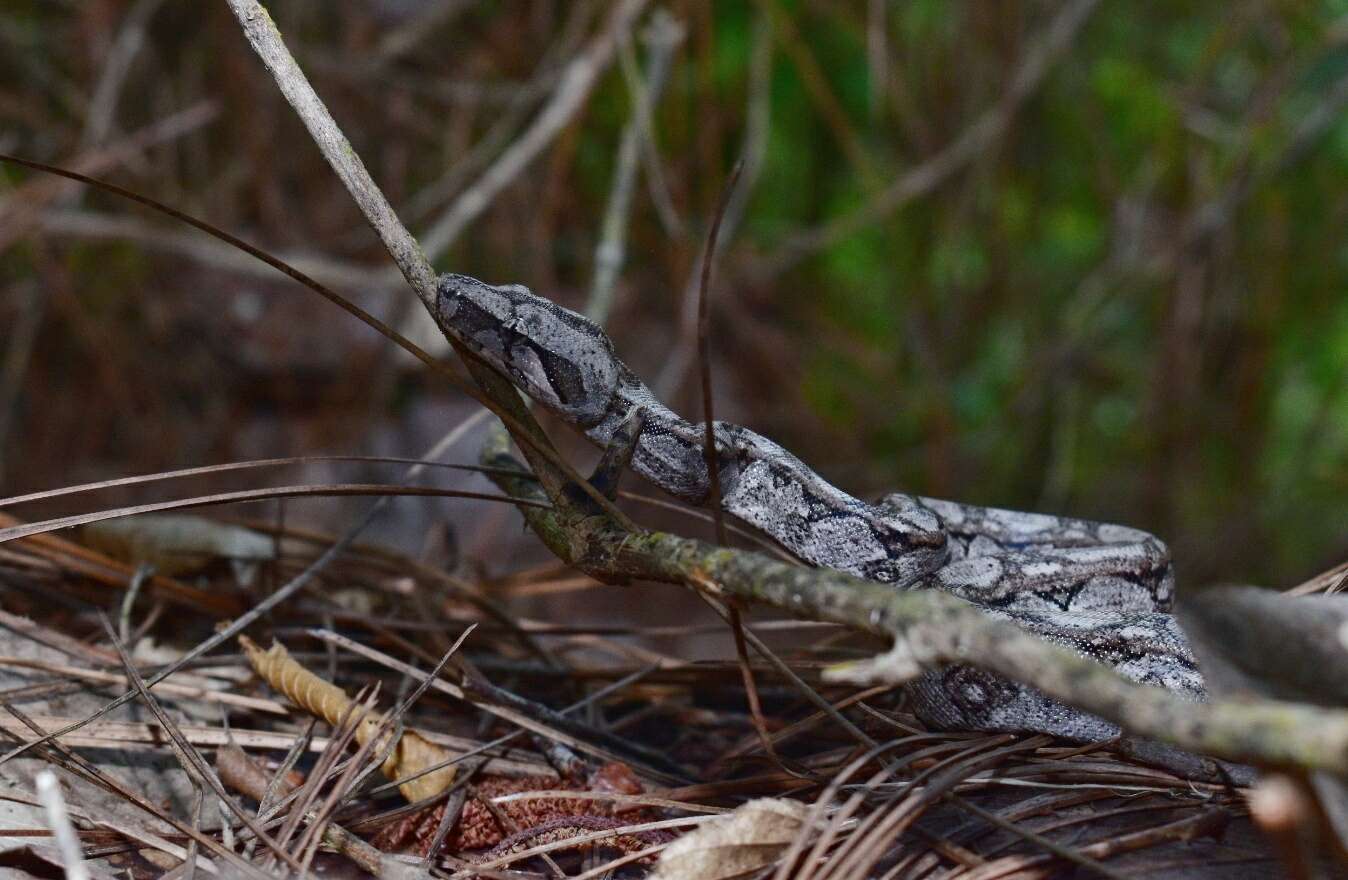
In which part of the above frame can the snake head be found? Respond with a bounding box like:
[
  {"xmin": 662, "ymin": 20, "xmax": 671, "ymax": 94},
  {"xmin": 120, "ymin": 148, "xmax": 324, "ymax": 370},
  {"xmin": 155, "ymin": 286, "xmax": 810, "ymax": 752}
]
[{"xmin": 436, "ymin": 273, "xmax": 620, "ymax": 426}]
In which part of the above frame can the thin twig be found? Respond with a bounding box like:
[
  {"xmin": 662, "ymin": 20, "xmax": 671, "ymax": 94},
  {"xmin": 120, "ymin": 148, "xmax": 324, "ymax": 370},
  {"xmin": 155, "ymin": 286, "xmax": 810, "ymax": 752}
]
[
  {"xmin": 420, "ymin": 760, "xmax": 484, "ymax": 870},
  {"xmin": 0, "ymin": 281, "xmax": 44, "ymax": 486},
  {"xmin": 0, "ymin": 655, "xmax": 282, "ymax": 714},
  {"xmin": 654, "ymin": 15, "xmax": 772, "ymax": 396},
  {"xmin": 224, "ymin": 0, "xmax": 436, "ymax": 301},
  {"xmin": 416, "ymin": 0, "xmax": 652, "ymax": 262},
  {"xmin": 31, "ymin": 207, "xmax": 402, "ymax": 294},
  {"xmin": 752, "ymin": 0, "xmax": 879, "ymax": 189},
  {"xmin": 622, "ymin": 11, "xmax": 685, "ymax": 239},
  {"xmin": 401, "ymin": 1, "xmax": 599, "ymax": 225},
  {"xmin": 448, "ymin": 815, "xmax": 717, "ymax": 877},
  {"xmin": 309, "ymin": 628, "xmax": 691, "ymax": 783},
  {"xmin": 1286, "ymin": 558, "xmax": 1348, "ymax": 596},
  {"xmin": 698, "ymin": 159, "xmax": 744, "ymax": 547},
  {"xmin": 0, "ymin": 100, "xmax": 219, "ymax": 252},
  {"xmin": 0, "ymin": 482, "xmax": 549, "ymax": 545},
  {"xmin": 5, "ymin": 54, "xmax": 635, "ymax": 524},
  {"xmin": 585, "ymin": 10, "xmax": 684, "ymax": 323},
  {"xmin": 866, "ymin": 0, "xmax": 887, "ymax": 123},
  {"xmin": 101, "ymin": 614, "xmax": 304, "ymax": 872},
  {"xmin": 0, "ymin": 452, "xmax": 535, "ymax": 510},
  {"xmin": 947, "ymin": 794, "xmax": 1140, "ymax": 880},
  {"xmin": 0, "ymin": 154, "xmax": 448, "ymax": 375},
  {"xmin": 374, "ymin": 0, "xmax": 472, "ymax": 63},
  {"xmin": 117, "ymin": 562, "xmax": 153, "ymax": 646},
  {"xmin": 3, "ymin": 706, "xmax": 263, "ymax": 878},
  {"xmin": 689, "ymin": 164, "xmax": 802, "ymax": 783},
  {"xmin": 364, "ymin": 663, "xmax": 661, "ymax": 799},
  {"xmin": 722, "ymin": 594, "xmax": 797, "ymax": 777},
  {"xmin": 81, "ymin": 0, "xmax": 170, "ymax": 148}
]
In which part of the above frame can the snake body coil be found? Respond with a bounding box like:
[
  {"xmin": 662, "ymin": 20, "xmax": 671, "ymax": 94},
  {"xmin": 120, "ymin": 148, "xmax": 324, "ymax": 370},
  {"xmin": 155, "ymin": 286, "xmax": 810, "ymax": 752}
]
[{"xmin": 435, "ymin": 273, "xmax": 1206, "ymax": 740}]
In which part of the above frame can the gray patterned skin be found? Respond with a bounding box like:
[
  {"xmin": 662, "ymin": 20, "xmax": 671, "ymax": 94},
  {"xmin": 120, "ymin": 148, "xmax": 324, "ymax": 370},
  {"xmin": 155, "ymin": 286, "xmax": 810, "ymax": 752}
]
[{"xmin": 434, "ymin": 273, "xmax": 1207, "ymax": 739}]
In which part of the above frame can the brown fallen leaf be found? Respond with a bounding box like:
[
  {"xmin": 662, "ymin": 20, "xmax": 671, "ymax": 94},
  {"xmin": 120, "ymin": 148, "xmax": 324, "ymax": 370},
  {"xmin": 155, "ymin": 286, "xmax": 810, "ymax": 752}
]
[{"xmin": 649, "ymin": 798, "xmax": 809, "ymax": 880}]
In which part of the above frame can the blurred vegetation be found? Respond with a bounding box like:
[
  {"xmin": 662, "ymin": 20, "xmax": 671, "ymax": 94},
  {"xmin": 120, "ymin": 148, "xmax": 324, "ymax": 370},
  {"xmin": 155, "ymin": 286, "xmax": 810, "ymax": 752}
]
[{"xmin": 1, "ymin": 0, "xmax": 1346, "ymax": 588}]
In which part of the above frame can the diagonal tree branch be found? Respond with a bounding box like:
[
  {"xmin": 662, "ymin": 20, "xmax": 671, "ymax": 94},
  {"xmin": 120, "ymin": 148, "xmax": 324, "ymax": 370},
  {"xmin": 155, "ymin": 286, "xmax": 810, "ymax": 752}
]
[
  {"xmin": 223, "ymin": 0, "xmax": 634, "ymax": 526},
  {"xmin": 224, "ymin": 0, "xmax": 436, "ymax": 303},
  {"xmin": 417, "ymin": 0, "xmax": 652, "ymax": 262}
]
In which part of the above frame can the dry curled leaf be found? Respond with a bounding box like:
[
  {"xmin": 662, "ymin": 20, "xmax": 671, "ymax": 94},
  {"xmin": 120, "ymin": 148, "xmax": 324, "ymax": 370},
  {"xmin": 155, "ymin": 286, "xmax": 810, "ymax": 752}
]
[
  {"xmin": 215, "ymin": 741, "xmax": 303, "ymax": 802},
  {"xmin": 240, "ymin": 635, "xmax": 455, "ymax": 803},
  {"xmin": 650, "ymin": 798, "xmax": 809, "ymax": 880}
]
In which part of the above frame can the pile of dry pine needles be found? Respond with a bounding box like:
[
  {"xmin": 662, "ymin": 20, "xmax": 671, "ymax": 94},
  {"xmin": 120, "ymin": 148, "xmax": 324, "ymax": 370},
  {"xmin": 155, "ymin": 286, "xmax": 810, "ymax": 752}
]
[{"xmin": 0, "ymin": 502, "xmax": 1308, "ymax": 879}]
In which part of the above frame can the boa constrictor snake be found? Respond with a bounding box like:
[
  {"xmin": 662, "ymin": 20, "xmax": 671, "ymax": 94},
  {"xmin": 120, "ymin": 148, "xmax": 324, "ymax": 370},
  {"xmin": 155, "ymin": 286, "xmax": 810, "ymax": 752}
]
[{"xmin": 434, "ymin": 273, "xmax": 1206, "ymax": 740}]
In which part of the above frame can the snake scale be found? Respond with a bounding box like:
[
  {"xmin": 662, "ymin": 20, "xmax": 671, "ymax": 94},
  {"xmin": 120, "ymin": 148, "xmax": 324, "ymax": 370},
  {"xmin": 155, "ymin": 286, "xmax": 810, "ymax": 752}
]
[{"xmin": 434, "ymin": 273, "xmax": 1206, "ymax": 740}]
